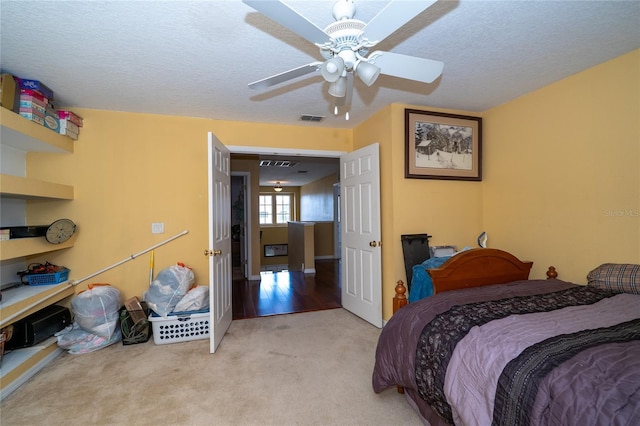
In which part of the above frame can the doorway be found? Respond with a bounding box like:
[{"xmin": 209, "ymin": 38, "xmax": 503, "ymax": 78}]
[
  {"xmin": 231, "ymin": 173, "xmax": 250, "ymax": 280},
  {"xmin": 227, "ymin": 144, "xmax": 381, "ymax": 326},
  {"xmin": 229, "ymin": 147, "xmax": 344, "ymax": 319}
]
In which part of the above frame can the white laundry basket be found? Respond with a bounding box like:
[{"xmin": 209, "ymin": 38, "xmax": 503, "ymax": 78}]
[{"xmin": 148, "ymin": 309, "xmax": 209, "ymax": 344}]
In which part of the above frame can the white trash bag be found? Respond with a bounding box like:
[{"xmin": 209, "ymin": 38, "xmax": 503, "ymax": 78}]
[
  {"xmin": 173, "ymin": 285, "xmax": 209, "ymax": 312},
  {"xmin": 71, "ymin": 283, "xmax": 121, "ymax": 339},
  {"xmin": 146, "ymin": 263, "xmax": 195, "ymax": 316}
]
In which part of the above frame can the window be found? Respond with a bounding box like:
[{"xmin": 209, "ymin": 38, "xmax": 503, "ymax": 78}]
[{"xmin": 259, "ymin": 193, "xmax": 293, "ymax": 225}]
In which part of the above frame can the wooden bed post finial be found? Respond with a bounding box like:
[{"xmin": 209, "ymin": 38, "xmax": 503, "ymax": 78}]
[
  {"xmin": 394, "ymin": 280, "xmax": 408, "ymax": 314},
  {"xmin": 547, "ymin": 266, "xmax": 558, "ymax": 279}
]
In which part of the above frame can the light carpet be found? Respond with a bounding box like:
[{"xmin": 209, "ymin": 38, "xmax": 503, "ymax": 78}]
[{"xmin": 1, "ymin": 308, "xmax": 422, "ymax": 425}]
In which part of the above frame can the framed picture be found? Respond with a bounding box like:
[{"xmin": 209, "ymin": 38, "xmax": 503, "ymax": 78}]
[
  {"xmin": 264, "ymin": 244, "xmax": 288, "ymax": 257},
  {"xmin": 405, "ymin": 109, "xmax": 482, "ymax": 181}
]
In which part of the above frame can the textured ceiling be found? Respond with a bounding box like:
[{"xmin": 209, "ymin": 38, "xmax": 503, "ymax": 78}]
[{"xmin": 1, "ymin": 0, "xmax": 639, "ymax": 185}]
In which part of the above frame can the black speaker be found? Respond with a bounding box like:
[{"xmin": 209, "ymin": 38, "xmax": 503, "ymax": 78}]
[{"xmin": 4, "ymin": 305, "xmax": 71, "ymax": 350}]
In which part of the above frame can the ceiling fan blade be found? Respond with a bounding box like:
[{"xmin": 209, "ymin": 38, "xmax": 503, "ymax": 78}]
[
  {"xmin": 248, "ymin": 62, "xmax": 322, "ymax": 90},
  {"xmin": 361, "ymin": 0, "xmax": 438, "ymax": 44},
  {"xmin": 368, "ymin": 51, "xmax": 443, "ymax": 84},
  {"xmin": 335, "ymin": 73, "xmax": 354, "ymax": 108},
  {"xmin": 243, "ymin": 0, "xmax": 331, "ymax": 45}
]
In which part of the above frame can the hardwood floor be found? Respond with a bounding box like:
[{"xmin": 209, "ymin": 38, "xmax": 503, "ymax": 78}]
[{"xmin": 232, "ymin": 259, "xmax": 341, "ymax": 320}]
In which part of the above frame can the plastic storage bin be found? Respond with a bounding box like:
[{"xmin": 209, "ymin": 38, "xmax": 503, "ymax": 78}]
[
  {"xmin": 27, "ymin": 268, "xmax": 70, "ymax": 285},
  {"xmin": 148, "ymin": 309, "xmax": 209, "ymax": 345}
]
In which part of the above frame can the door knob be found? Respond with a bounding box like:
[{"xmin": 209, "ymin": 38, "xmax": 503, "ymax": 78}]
[
  {"xmin": 204, "ymin": 249, "xmax": 223, "ymax": 256},
  {"xmin": 369, "ymin": 241, "xmax": 377, "ymax": 247}
]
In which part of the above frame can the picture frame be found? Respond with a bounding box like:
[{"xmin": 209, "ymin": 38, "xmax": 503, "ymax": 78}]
[
  {"xmin": 264, "ymin": 244, "xmax": 288, "ymax": 257},
  {"xmin": 405, "ymin": 109, "xmax": 482, "ymax": 181}
]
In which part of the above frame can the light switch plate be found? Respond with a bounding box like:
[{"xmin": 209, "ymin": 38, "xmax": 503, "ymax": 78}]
[{"xmin": 151, "ymin": 222, "xmax": 164, "ymax": 234}]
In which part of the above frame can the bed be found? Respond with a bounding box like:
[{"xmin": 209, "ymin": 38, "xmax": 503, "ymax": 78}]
[{"xmin": 373, "ymin": 248, "xmax": 640, "ymax": 426}]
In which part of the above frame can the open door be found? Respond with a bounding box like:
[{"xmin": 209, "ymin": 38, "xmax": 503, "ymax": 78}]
[
  {"xmin": 340, "ymin": 143, "xmax": 382, "ymax": 328},
  {"xmin": 208, "ymin": 132, "xmax": 232, "ymax": 353}
]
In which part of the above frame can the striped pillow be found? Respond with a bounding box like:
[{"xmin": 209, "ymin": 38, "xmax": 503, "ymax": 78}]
[{"xmin": 587, "ymin": 263, "xmax": 640, "ymax": 294}]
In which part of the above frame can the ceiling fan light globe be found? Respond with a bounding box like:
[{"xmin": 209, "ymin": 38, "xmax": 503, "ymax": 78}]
[
  {"xmin": 328, "ymin": 77, "xmax": 347, "ymax": 97},
  {"xmin": 332, "ymin": 0, "xmax": 356, "ymax": 21},
  {"xmin": 355, "ymin": 61, "xmax": 381, "ymax": 87},
  {"xmin": 321, "ymin": 57, "xmax": 345, "ymax": 82}
]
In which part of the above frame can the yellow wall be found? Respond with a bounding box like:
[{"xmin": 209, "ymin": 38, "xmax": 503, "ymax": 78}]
[
  {"xmin": 314, "ymin": 222, "xmax": 335, "ymax": 257},
  {"xmin": 26, "ymin": 113, "xmax": 351, "ymax": 299},
  {"xmin": 300, "ymin": 173, "xmax": 338, "ymax": 221},
  {"xmin": 483, "ymin": 49, "xmax": 640, "ymax": 283}
]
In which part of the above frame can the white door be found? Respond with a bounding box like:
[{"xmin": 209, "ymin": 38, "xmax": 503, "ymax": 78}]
[
  {"xmin": 340, "ymin": 143, "xmax": 382, "ymax": 328},
  {"xmin": 208, "ymin": 132, "xmax": 232, "ymax": 353}
]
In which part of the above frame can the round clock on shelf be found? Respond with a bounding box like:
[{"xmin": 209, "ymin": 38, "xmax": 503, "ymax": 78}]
[{"xmin": 45, "ymin": 218, "xmax": 76, "ymax": 244}]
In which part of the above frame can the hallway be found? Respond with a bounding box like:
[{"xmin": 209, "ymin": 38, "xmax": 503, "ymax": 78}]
[{"xmin": 232, "ymin": 259, "xmax": 341, "ymax": 320}]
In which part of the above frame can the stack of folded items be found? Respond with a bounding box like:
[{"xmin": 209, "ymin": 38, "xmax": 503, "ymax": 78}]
[
  {"xmin": 18, "ymin": 78, "xmax": 55, "ymax": 129},
  {"xmin": 57, "ymin": 110, "xmax": 83, "ymax": 140}
]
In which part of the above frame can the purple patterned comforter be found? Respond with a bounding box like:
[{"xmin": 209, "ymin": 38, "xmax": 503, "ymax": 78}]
[{"xmin": 372, "ymin": 279, "xmax": 640, "ymax": 425}]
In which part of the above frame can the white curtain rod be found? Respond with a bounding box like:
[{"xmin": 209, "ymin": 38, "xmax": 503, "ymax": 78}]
[{"xmin": 70, "ymin": 230, "xmax": 189, "ymax": 286}]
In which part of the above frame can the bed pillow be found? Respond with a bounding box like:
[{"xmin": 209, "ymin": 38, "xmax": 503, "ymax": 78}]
[{"xmin": 587, "ymin": 263, "xmax": 640, "ymax": 294}]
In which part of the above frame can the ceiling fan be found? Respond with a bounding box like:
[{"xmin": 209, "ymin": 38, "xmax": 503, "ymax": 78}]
[{"xmin": 243, "ymin": 0, "xmax": 444, "ymax": 119}]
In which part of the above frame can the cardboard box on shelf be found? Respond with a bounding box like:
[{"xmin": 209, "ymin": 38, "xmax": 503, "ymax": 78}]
[
  {"xmin": 1, "ymin": 73, "xmax": 20, "ymax": 113},
  {"xmin": 19, "ymin": 107, "xmax": 44, "ymax": 118},
  {"xmin": 20, "ymin": 88, "xmax": 49, "ymax": 104},
  {"xmin": 16, "ymin": 78, "xmax": 54, "ymax": 100},
  {"xmin": 44, "ymin": 114, "xmax": 59, "ymax": 132},
  {"xmin": 19, "ymin": 97, "xmax": 46, "ymax": 109},
  {"xmin": 59, "ymin": 127, "xmax": 78, "ymax": 140},
  {"xmin": 20, "ymin": 112, "xmax": 45, "ymax": 126},
  {"xmin": 59, "ymin": 119, "xmax": 79, "ymax": 134},
  {"xmin": 57, "ymin": 110, "xmax": 83, "ymax": 127}
]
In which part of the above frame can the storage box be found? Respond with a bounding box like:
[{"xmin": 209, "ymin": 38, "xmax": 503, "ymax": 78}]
[
  {"xmin": 60, "ymin": 128, "xmax": 78, "ymax": 140},
  {"xmin": 44, "ymin": 111, "xmax": 60, "ymax": 132},
  {"xmin": 20, "ymin": 98, "xmax": 46, "ymax": 110},
  {"xmin": 148, "ymin": 309, "xmax": 209, "ymax": 345},
  {"xmin": 59, "ymin": 119, "xmax": 79, "ymax": 134},
  {"xmin": 59, "ymin": 118, "xmax": 80, "ymax": 139},
  {"xmin": 120, "ymin": 299, "xmax": 151, "ymax": 345},
  {"xmin": 16, "ymin": 78, "xmax": 54, "ymax": 100},
  {"xmin": 57, "ymin": 110, "xmax": 83, "ymax": 127},
  {"xmin": 20, "ymin": 102, "xmax": 45, "ymax": 114},
  {"xmin": 26, "ymin": 268, "xmax": 70, "ymax": 286},
  {"xmin": 20, "ymin": 112, "xmax": 44, "ymax": 126},
  {"xmin": 20, "ymin": 89, "xmax": 49, "ymax": 104},
  {"xmin": 1, "ymin": 73, "xmax": 20, "ymax": 112}
]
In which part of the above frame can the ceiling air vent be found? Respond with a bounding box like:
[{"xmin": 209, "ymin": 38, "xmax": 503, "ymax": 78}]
[
  {"xmin": 260, "ymin": 160, "xmax": 298, "ymax": 167},
  {"xmin": 299, "ymin": 114, "xmax": 325, "ymax": 122}
]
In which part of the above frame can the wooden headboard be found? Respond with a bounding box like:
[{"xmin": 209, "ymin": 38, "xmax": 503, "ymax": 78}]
[
  {"xmin": 428, "ymin": 248, "xmax": 533, "ymax": 293},
  {"xmin": 393, "ymin": 248, "xmax": 536, "ymax": 314}
]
